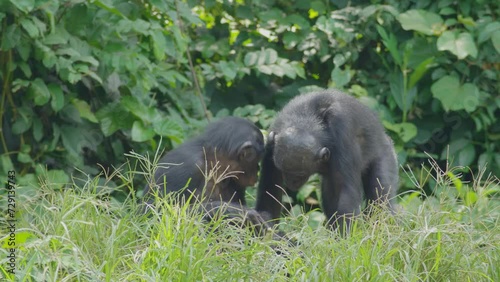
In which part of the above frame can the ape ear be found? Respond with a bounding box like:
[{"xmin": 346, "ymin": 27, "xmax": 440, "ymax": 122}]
[
  {"xmin": 318, "ymin": 147, "xmax": 330, "ymax": 162},
  {"xmin": 319, "ymin": 107, "xmax": 332, "ymax": 124},
  {"xmin": 238, "ymin": 141, "xmax": 257, "ymax": 162},
  {"xmin": 268, "ymin": 131, "xmax": 276, "ymax": 144}
]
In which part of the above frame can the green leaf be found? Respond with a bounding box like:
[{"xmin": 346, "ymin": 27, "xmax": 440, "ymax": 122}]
[
  {"xmin": 282, "ymin": 64, "xmax": 297, "ymax": 79},
  {"xmin": 60, "ymin": 126, "xmax": 84, "ymax": 157},
  {"xmin": 96, "ymin": 103, "xmax": 136, "ymax": 136},
  {"xmin": 408, "ymin": 57, "xmax": 435, "ymax": 89},
  {"xmin": 121, "ymin": 96, "xmax": 158, "ymax": 123},
  {"xmin": 283, "ymin": 31, "xmax": 302, "ymax": 49},
  {"xmin": 311, "ymin": 1, "xmax": 326, "ymax": 14},
  {"xmin": 284, "ymin": 14, "xmax": 310, "ymax": 29},
  {"xmin": 292, "ymin": 62, "xmax": 305, "ymax": 79},
  {"xmin": 17, "ymin": 152, "xmax": 32, "ymax": 163},
  {"xmin": 257, "ymin": 65, "xmax": 272, "ymax": 75},
  {"xmin": 12, "ymin": 114, "xmax": 32, "ymax": 135},
  {"xmin": 437, "ymin": 31, "xmax": 478, "ymax": 59},
  {"xmin": 316, "ymin": 16, "xmax": 335, "ymax": 34},
  {"xmin": 458, "ymin": 143, "xmax": 476, "ymax": 167},
  {"xmin": 20, "ymin": 18, "xmax": 39, "ymax": 38},
  {"xmin": 263, "ymin": 48, "xmax": 278, "ymax": 64},
  {"xmin": 150, "ymin": 29, "xmax": 167, "ymax": 61},
  {"xmin": 48, "ymin": 84, "xmax": 64, "ymax": 112},
  {"xmin": 71, "ymin": 99, "xmax": 98, "ymax": 123},
  {"xmin": 28, "ymin": 78, "xmax": 50, "ymax": 106},
  {"xmin": 244, "ymin": 52, "xmax": 258, "ymax": 66},
  {"xmin": 457, "ymin": 15, "xmax": 475, "ymax": 27},
  {"xmin": 46, "ymin": 170, "xmax": 70, "ymax": 187},
  {"xmin": 439, "ymin": 7, "xmax": 456, "ymax": 16},
  {"xmin": 376, "ymin": 25, "xmax": 401, "ymax": 66},
  {"xmin": 441, "ymin": 138, "xmax": 467, "ymax": 159},
  {"xmin": 8, "ymin": 0, "xmax": 35, "ymax": 13},
  {"xmin": 217, "ymin": 61, "xmax": 238, "ymax": 80},
  {"xmin": 43, "ymin": 31, "xmax": 68, "ymax": 45},
  {"xmin": 1, "ymin": 25, "xmax": 21, "ymax": 50},
  {"xmin": 131, "ymin": 121, "xmax": 155, "ymax": 142},
  {"xmin": 76, "ymin": 56, "xmax": 99, "ymax": 67},
  {"xmin": 333, "ymin": 53, "xmax": 348, "ymax": 67},
  {"xmin": 17, "ymin": 41, "xmax": 31, "ymax": 61},
  {"xmin": 0, "ymin": 155, "xmax": 14, "ymax": 174},
  {"xmin": 33, "ymin": 118, "xmax": 43, "ymax": 142},
  {"xmin": 268, "ymin": 64, "xmax": 285, "ymax": 77},
  {"xmin": 492, "ymin": 30, "xmax": 500, "ymax": 53},
  {"xmin": 389, "ymin": 73, "xmax": 416, "ymax": 113},
  {"xmin": 92, "ymin": 0, "xmax": 125, "ymax": 17},
  {"xmin": 383, "ymin": 122, "xmax": 418, "ymax": 142},
  {"xmin": 398, "ymin": 10, "xmax": 444, "ymax": 35},
  {"xmin": 258, "ymin": 9, "xmax": 283, "ymax": 22},
  {"xmin": 431, "ymin": 75, "xmax": 480, "ymax": 112},
  {"xmin": 236, "ymin": 6, "xmax": 253, "ymax": 19},
  {"xmin": 42, "ymin": 50, "xmax": 57, "ymax": 68},
  {"xmin": 330, "ymin": 67, "xmax": 351, "ymax": 88},
  {"xmin": 478, "ymin": 22, "xmax": 500, "ymax": 43},
  {"xmin": 18, "ymin": 62, "xmax": 32, "ymax": 78},
  {"xmin": 153, "ymin": 119, "xmax": 184, "ymax": 144}
]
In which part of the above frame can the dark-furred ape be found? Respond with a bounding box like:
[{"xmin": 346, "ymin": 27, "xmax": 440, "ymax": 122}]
[
  {"xmin": 256, "ymin": 90, "xmax": 399, "ymax": 233},
  {"xmin": 143, "ymin": 117, "xmax": 270, "ymax": 235}
]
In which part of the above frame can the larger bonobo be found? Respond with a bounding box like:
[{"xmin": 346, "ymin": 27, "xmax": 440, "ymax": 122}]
[
  {"xmin": 143, "ymin": 117, "xmax": 270, "ymax": 235},
  {"xmin": 256, "ymin": 90, "xmax": 399, "ymax": 232}
]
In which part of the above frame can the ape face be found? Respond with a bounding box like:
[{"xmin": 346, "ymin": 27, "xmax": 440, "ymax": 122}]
[
  {"xmin": 281, "ymin": 172, "xmax": 310, "ymax": 191},
  {"xmin": 232, "ymin": 133, "xmax": 265, "ymax": 187},
  {"xmin": 270, "ymin": 127, "xmax": 330, "ymax": 191}
]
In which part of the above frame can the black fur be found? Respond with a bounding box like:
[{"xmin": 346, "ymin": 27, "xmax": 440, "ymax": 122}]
[
  {"xmin": 256, "ymin": 90, "xmax": 399, "ymax": 232},
  {"xmin": 143, "ymin": 117, "xmax": 270, "ymax": 234}
]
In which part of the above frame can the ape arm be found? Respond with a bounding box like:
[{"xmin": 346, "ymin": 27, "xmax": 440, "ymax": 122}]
[
  {"xmin": 200, "ymin": 201, "xmax": 272, "ymax": 236},
  {"xmin": 321, "ymin": 116, "xmax": 364, "ymax": 233},
  {"xmin": 255, "ymin": 145, "xmax": 284, "ymax": 226}
]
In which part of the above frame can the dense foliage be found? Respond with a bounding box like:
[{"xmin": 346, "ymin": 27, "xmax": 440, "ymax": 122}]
[{"xmin": 1, "ymin": 0, "xmax": 499, "ymax": 199}]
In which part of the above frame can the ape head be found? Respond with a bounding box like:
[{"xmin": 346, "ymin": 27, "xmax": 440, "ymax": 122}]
[
  {"xmin": 268, "ymin": 127, "xmax": 330, "ymax": 191},
  {"xmin": 203, "ymin": 117, "xmax": 265, "ymax": 187},
  {"xmin": 231, "ymin": 139, "xmax": 264, "ymax": 186}
]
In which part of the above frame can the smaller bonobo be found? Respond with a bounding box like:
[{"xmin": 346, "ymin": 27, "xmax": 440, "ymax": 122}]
[
  {"xmin": 143, "ymin": 117, "xmax": 269, "ymax": 235},
  {"xmin": 256, "ymin": 90, "xmax": 399, "ymax": 233}
]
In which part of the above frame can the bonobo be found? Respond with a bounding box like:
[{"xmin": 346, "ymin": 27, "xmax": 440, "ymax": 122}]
[
  {"xmin": 143, "ymin": 117, "xmax": 270, "ymax": 235},
  {"xmin": 256, "ymin": 89, "xmax": 399, "ymax": 233}
]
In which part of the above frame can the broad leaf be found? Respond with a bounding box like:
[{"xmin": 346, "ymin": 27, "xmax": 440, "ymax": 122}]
[
  {"xmin": 8, "ymin": 0, "xmax": 35, "ymax": 13},
  {"xmin": 244, "ymin": 52, "xmax": 258, "ymax": 66},
  {"xmin": 431, "ymin": 75, "xmax": 480, "ymax": 112},
  {"xmin": 330, "ymin": 67, "xmax": 351, "ymax": 88},
  {"xmin": 20, "ymin": 18, "xmax": 39, "ymax": 38},
  {"xmin": 96, "ymin": 103, "xmax": 136, "ymax": 136},
  {"xmin": 150, "ymin": 29, "xmax": 167, "ymax": 61},
  {"xmin": 131, "ymin": 121, "xmax": 155, "ymax": 142},
  {"xmin": 492, "ymin": 30, "xmax": 500, "ymax": 53},
  {"xmin": 398, "ymin": 10, "xmax": 444, "ymax": 35},
  {"xmin": 153, "ymin": 119, "xmax": 184, "ymax": 144},
  {"xmin": 437, "ymin": 31, "xmax": 478, "ymax": 59},
  {"xmin": 28, "ymin": 78, "xmax": 50, "ymax": 106},
  {"xmin": 48, "ymin": 84, "xmax": 65, "ymax": 112},
  {"xmin": 383, "ymin": 122, "xmax": 418, "ymax": 142},
  {"xmin": 72, "ymin": 99, "xmax": 98, "ymax": 123}
]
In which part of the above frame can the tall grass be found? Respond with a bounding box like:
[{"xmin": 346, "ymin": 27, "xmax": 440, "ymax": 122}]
[{"xmin": 1, "ymin": 158, "xmax": 498, "ymax": 281}]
